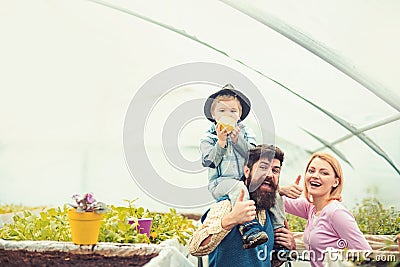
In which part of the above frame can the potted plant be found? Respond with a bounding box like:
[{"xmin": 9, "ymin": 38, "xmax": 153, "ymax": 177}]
[
  {"xmin": 68, "ymin": 193, "xmax": 107, "ymax": 245},
  {"xmin": 125, "ymin": 199, "xmax": 153, "ymax": 237}
]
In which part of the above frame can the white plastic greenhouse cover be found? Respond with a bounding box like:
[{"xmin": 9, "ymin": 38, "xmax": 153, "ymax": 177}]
[{"xmin": 0, "ymin": 0, "xmax": 399, "ymax": 212}]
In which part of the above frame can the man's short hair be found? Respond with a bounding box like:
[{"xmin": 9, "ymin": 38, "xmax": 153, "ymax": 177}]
[{"xmin": 246, "ymin": 144, "xmax": 284, "ymax": 170}]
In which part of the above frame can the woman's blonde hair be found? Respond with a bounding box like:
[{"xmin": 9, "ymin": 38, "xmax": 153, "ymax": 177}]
[{"xmin": 304, "ymin": 152, "xmax": 344, "ymax": 203}]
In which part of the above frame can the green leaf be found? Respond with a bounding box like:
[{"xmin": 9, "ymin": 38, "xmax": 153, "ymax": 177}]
[{"xmin": 0, "ymin": 202, "xmax": 195, "ymax": 245}]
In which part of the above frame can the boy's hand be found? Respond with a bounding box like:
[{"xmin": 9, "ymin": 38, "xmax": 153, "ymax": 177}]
[
  {"xmin": 216, "ymin": 123, "xmax": 229, "ymax": 148},
  {"xmin": 229, "ymin": 124, "xmax": 242, "ymax": 144},
  {"xmin": 279, "ymin": 175, "xmax": 303, "ymax": 199}
]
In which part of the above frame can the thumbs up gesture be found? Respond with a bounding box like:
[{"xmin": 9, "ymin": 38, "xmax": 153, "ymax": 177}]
[
  {"xmin": 221, "ymin": 189, "xmax": 256, "ymax": 230},
  {"xmin": 232, "ymin": 189, "xmax": 256, "ymax": 222},
  {"xmin": 279, "ymin": 175, "xmax": 303, "ymax": 199}
]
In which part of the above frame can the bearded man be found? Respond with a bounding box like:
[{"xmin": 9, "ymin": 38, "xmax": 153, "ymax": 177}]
[{"xmin": 189, "ymin": 144, "xmax": 295, "ymax": 267}]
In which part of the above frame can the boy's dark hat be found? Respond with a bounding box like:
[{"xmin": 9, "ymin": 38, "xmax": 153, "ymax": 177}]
[{"xmin": 204, "ymin": 84, "xmax": 251, "ymax": 123}]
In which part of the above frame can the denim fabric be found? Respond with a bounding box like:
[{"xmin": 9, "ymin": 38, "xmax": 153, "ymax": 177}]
[
  {"xmin": 200, "ymin": 122, "xmax": 256, "ymax": 192},
  {"xmin": 209, "ymin": 178, "xmax": 249, "ymax": 207},
  {"xmin": 208, "ymin": 210, "xmax": 274, "ymax": 267}
]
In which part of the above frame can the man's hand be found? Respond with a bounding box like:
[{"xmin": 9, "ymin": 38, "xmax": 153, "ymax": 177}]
[
  {"xmin": 216, "ymin": 123, "xmax": 228, "ymax": 148},
  {"xmin": 274, "ymin": 221, "xmax": 296, "ymax": 250},
  {"xmin": 221, "ymin": 189, "xmax": 255, "ymax": 230},
  {"xmin": 279, "ymin": 175, "xmax": 303, "ymax": 199}
]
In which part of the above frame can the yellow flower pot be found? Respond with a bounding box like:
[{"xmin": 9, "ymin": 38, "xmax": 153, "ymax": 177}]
[{"xmin": 68, "ymin": 208, "xmax": 103, "ymax": 245}]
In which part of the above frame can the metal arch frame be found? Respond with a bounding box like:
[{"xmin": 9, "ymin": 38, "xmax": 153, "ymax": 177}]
[
  {"xmin": 220, "ymin": 0, "xmax": 400, "ymax": 112},
  {"xmin": 86, "ymin": 0, "xmax": 400, "ymax": 174}
]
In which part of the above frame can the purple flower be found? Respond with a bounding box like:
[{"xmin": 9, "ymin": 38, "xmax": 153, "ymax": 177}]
[
  {"xmin": 69, "ymin": 192, "xmax": 107, "ymax": 213},
  {"xmin": 84, "ymin": 193, "xmax": 95, "ymax": 204}
]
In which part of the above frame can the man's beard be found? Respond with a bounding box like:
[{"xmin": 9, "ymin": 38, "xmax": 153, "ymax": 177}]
[{"xmin": 249, "ymin": 177, "xmax": 277, "ymax": 211}]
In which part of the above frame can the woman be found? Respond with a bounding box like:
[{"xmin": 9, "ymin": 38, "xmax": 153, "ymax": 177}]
[{"xmin": 279, "ymin": 152, "xmax": 371, "ymax": 267}]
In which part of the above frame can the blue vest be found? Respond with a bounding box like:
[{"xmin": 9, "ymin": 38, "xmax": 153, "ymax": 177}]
[{"xmin": 202, "ymin": 198, "xmax": 274, "ymax": 267}]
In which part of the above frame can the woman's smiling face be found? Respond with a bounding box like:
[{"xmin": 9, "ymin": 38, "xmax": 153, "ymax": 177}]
[{"xmin": 305, "ymin": 157, "xmax": 339, "ymax": 199}]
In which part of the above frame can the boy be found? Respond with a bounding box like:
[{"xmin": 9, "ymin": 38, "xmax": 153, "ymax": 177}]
[{"xmin": 201, "ymin": 84, "xmax": 286, "ymax": 249}]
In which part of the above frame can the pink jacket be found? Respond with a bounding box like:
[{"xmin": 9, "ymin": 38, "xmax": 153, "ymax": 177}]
[{"xmin": 284, "ymin": 197, "xmax": 371, "ymax": 267}]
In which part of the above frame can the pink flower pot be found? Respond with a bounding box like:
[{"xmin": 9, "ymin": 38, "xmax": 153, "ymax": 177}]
[{"xmin": 128, "ymin": 218, "xmax": 153, "ymax": 237}]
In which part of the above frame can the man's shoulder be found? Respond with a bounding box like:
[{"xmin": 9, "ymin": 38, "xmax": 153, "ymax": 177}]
[
  {"xmin": 208, "ymin": 198, "xmax": 232, "ymax": 213},
  {"xmin": 201, "ymin": 199, "xmax": 232, "ymax": 223}
]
